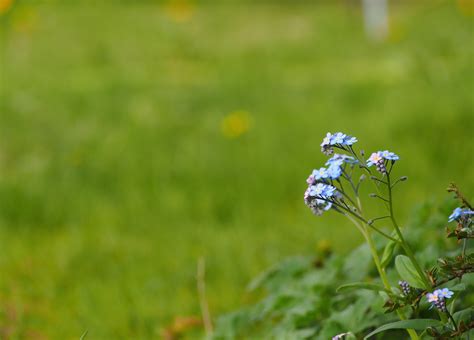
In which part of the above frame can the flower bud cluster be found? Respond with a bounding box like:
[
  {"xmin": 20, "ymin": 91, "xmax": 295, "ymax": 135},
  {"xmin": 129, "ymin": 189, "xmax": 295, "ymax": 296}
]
[
  {"xmin": 432, "ymin": 298, "xmax": 447, "ymax": 312},
  {"xmin": 398, "ymin": 280, "xmax": 411, "ymax": 296}
]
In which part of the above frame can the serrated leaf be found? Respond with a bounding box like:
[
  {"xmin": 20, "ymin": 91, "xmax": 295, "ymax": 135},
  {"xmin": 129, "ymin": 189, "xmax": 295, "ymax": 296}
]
[
  {"xmin": 336, "ymin": 282, "xmax": 386, "ymax": 293},
  {"xmin": 363, "ymin": 319, "xmax": 442, "ymax": 339},
  {"xmin": 381, "ymin": 240, "xmax": 397, "ymax": 268},
  {"xmin": 395, "ymin": 255, "xmax": 425, "ymax": 289}
]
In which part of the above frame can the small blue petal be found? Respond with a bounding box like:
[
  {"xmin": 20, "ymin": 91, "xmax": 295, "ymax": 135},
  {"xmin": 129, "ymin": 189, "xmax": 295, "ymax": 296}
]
[
  {"xmin": 312, "ymin": 167, "xmax": 329, "ymax": 180},
  {"xmin": 327, "ymin": 164, "xmax": 342, "ymax": 180},
  {"xmin": 343, "ymin": 136, "xmax": 358, "ymax": 145},
  {"xmin": 330, "ymin": 132, "xmax": 346, "ymax": 145},
  {"xmin": 320, "ymin": 132, "xmax": 332, "ymax": 147},
  {"xmin": 325, "ymin": 154, "xmax": 357, "ymax": 166},
  {"xmin": 448, "ymin": 207, "xmax": 474, "ymax": 222}
]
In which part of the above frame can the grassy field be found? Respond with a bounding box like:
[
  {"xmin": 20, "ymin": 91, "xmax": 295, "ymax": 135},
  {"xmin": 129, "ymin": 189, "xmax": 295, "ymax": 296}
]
[{"xmin": 0, "ymin": 0, "xmax": 473, "ymax": 338}]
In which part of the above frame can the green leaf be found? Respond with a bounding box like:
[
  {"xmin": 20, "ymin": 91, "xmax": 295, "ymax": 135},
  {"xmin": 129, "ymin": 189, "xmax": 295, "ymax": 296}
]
[
  {"xmin": 381, "ymin": 240, "xmax": 398, "ymax": 268},
  {"xmin": 80, "ymin": 330, "xmax": 88, "ymax": 340},
  {"xmin": 343, "ymin": 244, "xmax": 372, "ymax": 281},
  {"xmin": 246, "ymin": 257, "xmax": 310, "ymax": 292},
  {"xmin": 336, "ymin": 282, "xmax": 386, "ymax": 293},
  {"xmin": 246, "ymin": 267, "xmax": 276, "ymax": 291},
  {"xmin": 363, "ymin": 319, "xmax": 442, "ymax": 339},
  {"xmin": 449, "ymin": 283, "xmax": 466, "ymax": 291},
  {"xmin": 453, "ymin": 307, "xmax": 474, "ymax": 323},
  {"xmin": 395, "ymin": 255, "xmax": 425, "ymax": 289}
]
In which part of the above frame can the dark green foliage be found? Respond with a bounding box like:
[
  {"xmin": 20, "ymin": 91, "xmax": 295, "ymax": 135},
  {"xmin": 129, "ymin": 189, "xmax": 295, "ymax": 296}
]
[{"xmin": 214, "ymin": 202, "xmax": 474, "ymax": 339}]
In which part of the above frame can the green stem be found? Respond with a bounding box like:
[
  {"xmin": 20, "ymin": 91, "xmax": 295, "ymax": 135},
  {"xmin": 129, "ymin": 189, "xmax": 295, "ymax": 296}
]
[
  {"xmin": 346, "ymin": 216, "xmax": 392, "ymax": 289},
  {"xmin": 345, "ymin": 208, "xmax": 399, "ymax": 243},
  {"xmin": 386, "ymin": 174, "xmax": 431, "ymax": 289},
  {"xmin": 346, "ymin": 216, "xmax": 419, "ymax": 340},
  {"xmin": 313, "ymin": 197, "xmax": 397, "ymax": 242},
  {"xmin": 336, "ymin": 179, "xmax": 359, "ymax": 210},
  {"xmin": 386, "ymin": 174, "xmax": 449, "ymax": 325},
  {"xmin": 447, "ymin": 311, "xmax": 458, "ymax": 332},
  {"xmin": 356, "ymin": 196, "xmax": 362, "ymax": 213},
  {"xmin": 338, "ymin": 152, "xmax": 419, "ymax": 339},
  {"xmin": 365, "ymin": 228, "xmax": 391, "ymax": 289}
]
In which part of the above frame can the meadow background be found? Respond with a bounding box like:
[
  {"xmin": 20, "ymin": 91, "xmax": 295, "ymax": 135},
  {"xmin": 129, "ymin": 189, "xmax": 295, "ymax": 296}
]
[{"xmin": 0, "ymin": 0, "xmax": 473, "ymax": 338}]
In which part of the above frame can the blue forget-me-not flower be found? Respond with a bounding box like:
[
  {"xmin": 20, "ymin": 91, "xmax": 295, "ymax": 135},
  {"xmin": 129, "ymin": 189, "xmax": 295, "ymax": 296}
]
[
  {"xmin": 326, "ymin": 154, "xmax": 358, "ymax": 167},
  {"xmin": 367, "ymin": 150, "xmax": 399, "ymax": 173},
  {"xmin": 321, "ymin": 132, "xmax": 358, "ymax": 155},
  {"xmin": 448, "ymin": 207, "xmax": 474, "ymax": 222},
  {"xmin": 426, "ymin": 288, "xmax": 453, "ymax": 312}
]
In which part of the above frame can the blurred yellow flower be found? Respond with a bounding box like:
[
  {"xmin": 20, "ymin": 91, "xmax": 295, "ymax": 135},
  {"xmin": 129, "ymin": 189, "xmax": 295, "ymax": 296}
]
[
  {"xmin": 316, "ymin": 239, "xmax": 331, "ymax": 254},
  {"xmin": 457, "ymin": 0, "xmax": 474, "ymax": 16},
  {"xmin": 0, "ymin": 0, "xmax": 13, "ymax": 15},
  {"xmin": 164, "ymin": 0, "xmax": 195, "ymax": 23},
  {"xmin": 12, "ymin": 6, "xmax": 37, "ymax": 33},
  {"xmin": 221, "ymin": 111, "xmax": 252, "ymax": 139}
]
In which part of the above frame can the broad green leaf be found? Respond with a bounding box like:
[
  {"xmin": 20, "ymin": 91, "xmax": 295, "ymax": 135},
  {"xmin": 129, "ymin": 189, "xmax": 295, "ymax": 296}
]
[
  {"xmin": 363, "ymin": 319, "xmax": 442, "ymax": 339},
  {"xmin": 449, "ymin": 283, "xmax": 466, "ymax": 291},
  {"xmin": 453, "ymin": 307, "xmax": 473, "ymax": 323},
  {"xmin": 381, "ymin": 240, "xmax": 398, "ymax": 268},
  {"xmin": 336, "ymin": 282, "xmax": 386, "ymax": 293},
  {"xmin": 395, "ymin": 255, "xmax": 425, "ymax": 289}
]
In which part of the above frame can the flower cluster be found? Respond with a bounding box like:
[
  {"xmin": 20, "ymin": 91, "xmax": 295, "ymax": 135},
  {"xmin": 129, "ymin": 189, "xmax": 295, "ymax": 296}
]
[
  {"xmin": 304, "ymin": 183, "xmax": 337, "ymax": 215},
  {"xmin": 320, "ymin": 132, "xmax": 358, "ymax": 155},
  {"xmin": 305, "ymin": 134, "xmax": 360, "ymax": 216},
  {"xmin": 398, "ymin": 280, "xmax": 411, "ymax": 296},
  {"xmin": 307, "ymin": 154, "xmax": 358, "ymax": 185},
  {"xmin": 305, "ymin": 133, "xmax": 403, "ymax": 220},
  {"xmin": 366, "ymin": 150, "xmax": 399, "ymax": 174},
  {"xmin": 446, "ymin": 206, "xmax": 474, "ymax": 240},
  {"xmin": 448, "ymin": 207, "xmax": 474, "ymax": 223},
  {"xmin": 426, "ymin": 288, "xmax": 454, "ymax": 312}
]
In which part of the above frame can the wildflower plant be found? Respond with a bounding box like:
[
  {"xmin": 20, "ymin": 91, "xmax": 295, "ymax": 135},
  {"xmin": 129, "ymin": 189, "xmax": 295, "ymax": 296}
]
[
  {"xmin": 303, "ymin": 132, "xmax": 473, "ymax": 339},
  {"xmin": 214, "ymin": 133, "xmax": 473, "ymax": 340}
]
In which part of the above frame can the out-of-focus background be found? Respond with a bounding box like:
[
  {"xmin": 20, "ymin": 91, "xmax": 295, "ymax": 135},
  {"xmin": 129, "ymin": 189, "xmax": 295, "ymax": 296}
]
[{"xmin": 0, "ymin": 0, "xmax": 473, "ymax": 338}]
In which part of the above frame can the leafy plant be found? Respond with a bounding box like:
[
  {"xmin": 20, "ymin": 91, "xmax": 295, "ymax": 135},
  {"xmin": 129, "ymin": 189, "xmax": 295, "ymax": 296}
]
[{"xmin": 214, "ymin": 133, "xmax": 473, "ymax": 339}]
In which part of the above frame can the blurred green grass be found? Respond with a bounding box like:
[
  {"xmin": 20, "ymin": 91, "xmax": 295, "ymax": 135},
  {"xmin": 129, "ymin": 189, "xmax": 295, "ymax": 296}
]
[{"xmin": 0, "ymin": 1, "xmax": 473, "ymax": 338}]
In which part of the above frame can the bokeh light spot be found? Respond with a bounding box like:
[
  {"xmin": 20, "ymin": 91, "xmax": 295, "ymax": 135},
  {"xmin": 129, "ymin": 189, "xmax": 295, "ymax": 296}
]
[
  {"xmin": 457, "ymin": 0, "xmax": 474, "ymax": 16},
  {"xmin": 220, "ymin": 110, "xmax": 252, "ymax": 139},
  {"xmin": 164, "ymin": 0, "xmax": 195, "ymax": 23},
  {"xmin": 0, "ymin": 0, "xmax": 13, "ymax": 15}
]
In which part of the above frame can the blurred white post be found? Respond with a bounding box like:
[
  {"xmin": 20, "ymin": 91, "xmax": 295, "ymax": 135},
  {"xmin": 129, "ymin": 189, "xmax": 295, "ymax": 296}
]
[{"xmin": 362, "ymin": 0, "xmax": 389, "ymax": 41}]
